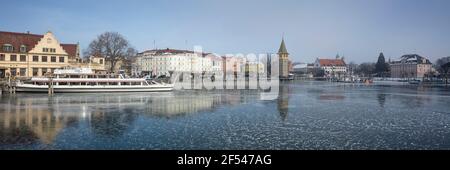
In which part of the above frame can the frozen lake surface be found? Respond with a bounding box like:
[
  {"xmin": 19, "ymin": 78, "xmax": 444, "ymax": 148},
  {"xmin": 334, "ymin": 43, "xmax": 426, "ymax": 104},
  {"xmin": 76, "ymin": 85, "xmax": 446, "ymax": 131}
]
[{"xmin": 1, "ymin": 81, "xmax": 450, "ymax": 149}]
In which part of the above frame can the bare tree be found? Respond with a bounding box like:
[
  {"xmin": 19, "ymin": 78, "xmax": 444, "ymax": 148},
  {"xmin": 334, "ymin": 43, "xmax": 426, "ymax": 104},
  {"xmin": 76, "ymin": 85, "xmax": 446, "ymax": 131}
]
[
  {"xmin": 122, "ymin": 48, "xmax": 139, "ymax": 75},
  {"xmin": 85, "ymin": 32, "xmax": 136, "ymax": 73},
  {"xmin": 347, "ymin": 62, "xmax": 358, "ymax": 76},
  {"xmin": 435, "ymin": 56, "xmax": 450, "ymax": 84},
  {"xmin": 356, "ymin": 62, "xmax": 376, "ymax": 77}
]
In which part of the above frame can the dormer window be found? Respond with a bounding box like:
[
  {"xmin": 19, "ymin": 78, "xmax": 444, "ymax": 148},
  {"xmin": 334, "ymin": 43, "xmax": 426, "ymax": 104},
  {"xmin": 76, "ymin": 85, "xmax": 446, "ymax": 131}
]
[
  {"xmin": 2, "ymin": 44, "xmax": 14, "ymax": 52},
  {"xmin": 20, "ymin": 45, "xmax": 27, "ymax": 53}
]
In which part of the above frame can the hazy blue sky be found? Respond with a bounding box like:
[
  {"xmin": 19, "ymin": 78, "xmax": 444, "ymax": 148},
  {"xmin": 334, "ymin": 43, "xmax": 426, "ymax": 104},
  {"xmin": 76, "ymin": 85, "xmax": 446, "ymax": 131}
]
[{"xmin": 1, "ymin": 0, "xmax": 450, "ymax": 63}]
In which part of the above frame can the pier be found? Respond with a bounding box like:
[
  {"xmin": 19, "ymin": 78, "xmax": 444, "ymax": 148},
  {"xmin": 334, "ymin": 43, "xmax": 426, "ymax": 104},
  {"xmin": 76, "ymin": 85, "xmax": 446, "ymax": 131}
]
[{"xmin": 1, "ymin": 78, "xmax": 17, "ymax": 94}]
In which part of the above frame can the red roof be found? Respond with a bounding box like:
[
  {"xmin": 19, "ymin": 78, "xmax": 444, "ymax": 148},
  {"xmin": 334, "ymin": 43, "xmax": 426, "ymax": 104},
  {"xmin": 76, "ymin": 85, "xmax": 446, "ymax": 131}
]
[
  {"xmin": 0, "ymin": 31, "xmax": 77, "ymax": 57},
  {"xmin": 318, "ymin": 59, "xmax": 346, "ymax": 67},
  {"xmin": 141, "ymin": 48, "xmax": 194, "ymax": 55},
  {"xmin": 0, "ymin": 31, "xmax": 43, "ymax": 53},
  {"xmin": 140, "ymin": 48, "xmax": 213, "ymax": 57},
  {"xmin": 61, "ymin": 44, "xmax": 78, "ymax": 58}
]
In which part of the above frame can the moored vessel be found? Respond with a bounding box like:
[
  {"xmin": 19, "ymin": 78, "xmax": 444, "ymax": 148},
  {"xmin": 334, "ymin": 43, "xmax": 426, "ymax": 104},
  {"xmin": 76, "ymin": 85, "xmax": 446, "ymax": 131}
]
[{"xmin": 15, "ymin": 68, "xmax": 174, "ymax": 93}]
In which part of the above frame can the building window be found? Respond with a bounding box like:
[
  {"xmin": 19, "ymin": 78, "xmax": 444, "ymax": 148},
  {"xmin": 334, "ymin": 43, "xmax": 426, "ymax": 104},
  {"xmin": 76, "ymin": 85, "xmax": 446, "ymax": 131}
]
[
  {"xmin": 20, "ymin": 45, "xmax": 27, "ymax": 53},
  {"xmin": 10, "ymin": 68, "xmax": 17, "ymax": 76},
  {"xmin": 43, "ymin": 48, "xmax": 48, "ymax": 52},
  {"xmin": 42, "ymin": 68, "xmax": 48, "ymax": 75},
  {"xmin": 42, "ymin": 56, "xmax": 48, "ymax": 62},
  {"xmin": 51, "ymin": 48, "xmax": 56, "ymax": 53},
  {"xmin": 0, "ymin": 54, "xmax": 4, "ymax": 61},
  {"xmin": 51, "ymin": 68, "xmax": 56, "ymax": 74},
  {"xmin": 59, "ymin": 57, "xmax": 65, "ymax": 63},
  {"xmin": 33, "ymin": 56, "xmax": 39, "ymax": 62},
  {"xmin": 10, "ymin": 55, "xmax": 17, "ymax": 61},
  {"xmin": 20, "ymin": 55, "xmax": 26, "ymax": 62},
  {"xmin": 100, "ymin": 59, "xmax": 103, "ymax": 64},
  {"xmin": 20, "ymin": 68, "xmax": 26, "ymax": 76},
  {"xmin": 2, "ymin": 44, "xmax": 14, "ymax": 52},
  {"xmin": 33, "ymin": 68, "xmax": 39, "ymax": 76},
  {"xmin": 51, "ymin": 56, "xmax": 56, "ymax": 62}
]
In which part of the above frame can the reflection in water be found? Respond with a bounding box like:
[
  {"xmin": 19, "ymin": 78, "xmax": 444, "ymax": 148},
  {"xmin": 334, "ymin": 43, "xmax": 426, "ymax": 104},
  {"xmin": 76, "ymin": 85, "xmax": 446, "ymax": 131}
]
[
  {"xmin": 91, "ymin": 109, "xmax": 138, "ymax": 139},
  {"xmin": 312, "ymin": 85, "xmax": 345, "ymax": 101},
  {"xmin": 318, "ymin": 95, "xmax": 345, "ymax": 100},
  {"xmin": 377, "ymin": 89, "xmax": 387, "ymax": 108},
  {"xmin": 0, "ymin": 95, "xmax": 77, "ymax": 145},
  {"xmin": 2, "ymin": 81, "xmax": 450, "ymax": 149},
  {"xmin": 0, "ymin": 90, "xmax": 278, "ymax": 147},
  {"xmin": 396, "ymin": 86, "xmax": 432, "ymax": 108},
  {"xmin": 278, "ymin": 85, "xmax": 290, "ymax": 121}
]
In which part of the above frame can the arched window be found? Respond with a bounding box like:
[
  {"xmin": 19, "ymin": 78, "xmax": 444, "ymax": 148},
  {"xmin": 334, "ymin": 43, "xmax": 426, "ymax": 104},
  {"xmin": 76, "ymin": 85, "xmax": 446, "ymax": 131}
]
[
  {"xmin": 20, "ymin": 45, "xmax": 27, "ymax": 53},
  {"xmin": 2, "ymin": 44, "xmax": 14, "ymax": 52}
]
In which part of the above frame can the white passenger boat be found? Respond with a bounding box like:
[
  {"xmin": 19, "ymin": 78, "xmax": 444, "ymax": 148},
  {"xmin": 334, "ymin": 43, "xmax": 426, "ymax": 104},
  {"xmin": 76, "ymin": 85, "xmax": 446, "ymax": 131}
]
[{"xmin": 15, "ymin": 68, "xmax": 174, "ymax": 93}]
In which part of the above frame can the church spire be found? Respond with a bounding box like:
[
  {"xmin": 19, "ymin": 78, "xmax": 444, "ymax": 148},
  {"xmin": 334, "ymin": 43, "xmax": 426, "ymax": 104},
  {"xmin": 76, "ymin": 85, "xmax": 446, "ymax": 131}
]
[{"xmin": 278, "ymin": 37, "xmax": 288, "ymax": 54}]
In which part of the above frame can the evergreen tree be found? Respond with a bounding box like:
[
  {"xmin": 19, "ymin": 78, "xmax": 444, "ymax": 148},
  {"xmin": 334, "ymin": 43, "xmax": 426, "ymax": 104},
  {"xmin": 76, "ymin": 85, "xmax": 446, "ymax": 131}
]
[{"xmin": 375, "ymin": 52, "xmax": 388, "ymax": 75}]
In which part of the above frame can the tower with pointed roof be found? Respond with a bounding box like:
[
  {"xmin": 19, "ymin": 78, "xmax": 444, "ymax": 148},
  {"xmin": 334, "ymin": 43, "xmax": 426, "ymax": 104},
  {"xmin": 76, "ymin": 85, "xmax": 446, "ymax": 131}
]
[{"xmin": 278, "ymin": 37, "xmax": 289, "ymax": 78}]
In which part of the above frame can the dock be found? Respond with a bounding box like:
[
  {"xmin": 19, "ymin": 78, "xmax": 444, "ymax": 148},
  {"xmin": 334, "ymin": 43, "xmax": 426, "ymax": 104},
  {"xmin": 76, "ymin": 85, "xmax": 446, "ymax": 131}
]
[{"xmin": 1, "ymin": 79, "xmax": 16, "ymax": 94}]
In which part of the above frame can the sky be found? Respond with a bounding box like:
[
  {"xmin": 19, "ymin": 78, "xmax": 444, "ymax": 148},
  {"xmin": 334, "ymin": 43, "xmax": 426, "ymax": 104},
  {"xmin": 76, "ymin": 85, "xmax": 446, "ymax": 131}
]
[{"xmin": 1, "ymin": 0, "xmax": 450, "ymax": 63}]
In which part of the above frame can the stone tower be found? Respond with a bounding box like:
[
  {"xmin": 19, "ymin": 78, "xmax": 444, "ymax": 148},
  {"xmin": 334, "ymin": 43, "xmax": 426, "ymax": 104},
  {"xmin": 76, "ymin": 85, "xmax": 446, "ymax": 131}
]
[{"xmin": 278, "ymin": 38, "xmax": 289, "ymax": 78}]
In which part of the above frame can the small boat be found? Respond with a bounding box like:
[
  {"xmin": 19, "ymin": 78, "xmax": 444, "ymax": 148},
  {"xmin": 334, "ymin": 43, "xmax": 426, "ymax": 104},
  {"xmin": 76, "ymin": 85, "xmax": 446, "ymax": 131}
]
[
  {"xmin": 15, "ymin": 68, "xmax": 174, "ymax": 93},
  {"xmin": 363, "ymin": 79, "xmax": 373, "ymax": 84}
]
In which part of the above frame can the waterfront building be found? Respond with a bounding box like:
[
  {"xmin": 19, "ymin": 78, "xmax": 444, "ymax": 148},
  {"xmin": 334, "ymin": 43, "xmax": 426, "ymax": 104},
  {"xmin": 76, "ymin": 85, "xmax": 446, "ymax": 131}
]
[
  {"xmin": 222, "ymin": 56, "xmax": 244, "ymax": 79},
  {"xmin": 104, "ymin": 58, "xmax": 130, "ymax": 75},
  {"xmin": 0, "ymin": 31, "xmax": 79, "ymax": 78},
  {"xmin": 131, "ymin": 62, "xmax": 141, "ymax": 77},
  {"xmin": 207, "ymin": 54, "xmax": 223, "ymax": 73},
  {"xmin": 278, "ymin": 38, "xmax": 290, "ymax": 79},
  {"xmin": 193, "ymin": 52, "xmax": 214, "ymax": 74},
  {"xmin": 244, "ymin": 61, "xmax": 265, "ymax": 76},
  {"xmin": 63, "ymin": 43, "xmax": 82, "ymax": 63},
  {"xmin": 288, "ymin": 60, "xmax": 294, "ymax": 73},
  {"xmin": 390, "ymin": 54, "xmax": 432, "ymax": 79},
  {"xmin": 137, "ymin": 48, "xmax": 220, "ymax": 77},
  {"xmin": 314, "ymin": 58, "xmax": 347, "ymax": 78},
  {"xmin": 292, "ymin": 63, "xmax": 307, "ymax": 74},
  {"xmin": 69, "ymin": 55, "xmax": 106, "ymax": 74}
]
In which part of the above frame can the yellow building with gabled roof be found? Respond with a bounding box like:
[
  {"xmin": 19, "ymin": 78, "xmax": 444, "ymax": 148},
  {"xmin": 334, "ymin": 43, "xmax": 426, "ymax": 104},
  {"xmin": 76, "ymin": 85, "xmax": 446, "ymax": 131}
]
[{"xmin": 0, "ymin": 31, "xmax": 79, "ymax": 78}]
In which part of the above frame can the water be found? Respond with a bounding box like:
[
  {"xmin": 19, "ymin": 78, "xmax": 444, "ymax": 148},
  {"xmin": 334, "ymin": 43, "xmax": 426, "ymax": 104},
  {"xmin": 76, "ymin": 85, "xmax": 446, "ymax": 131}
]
[{"xmin": 1, "ymin": 81, "xmax": 450, "ymax": 150}]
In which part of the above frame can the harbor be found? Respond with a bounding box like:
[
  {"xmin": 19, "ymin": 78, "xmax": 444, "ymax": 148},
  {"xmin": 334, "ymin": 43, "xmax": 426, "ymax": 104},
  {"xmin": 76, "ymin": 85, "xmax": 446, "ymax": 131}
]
[
  {"xmin": 1, "ymin": 0, "xmax": 450, "ymax": 153},
  {"xmin": 1, "ymin": 80, "xmax": 450, "ymax": 149}
]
